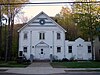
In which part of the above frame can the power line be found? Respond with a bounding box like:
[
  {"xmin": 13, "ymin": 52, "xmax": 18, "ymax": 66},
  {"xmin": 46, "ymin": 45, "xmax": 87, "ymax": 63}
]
[{"xmin": 0, "ymin": 1, "xmax": 100, "ymax": 5}]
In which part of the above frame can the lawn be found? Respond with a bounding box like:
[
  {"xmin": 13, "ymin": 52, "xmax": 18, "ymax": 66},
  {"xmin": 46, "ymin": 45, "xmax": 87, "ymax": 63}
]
[
  {"xmin": 0, "ymin": 61, "xmax": 30, "ymax": 67},
  {"xmin": 51, "ymin": 61, "xmax": 100, "ymax": 68}
]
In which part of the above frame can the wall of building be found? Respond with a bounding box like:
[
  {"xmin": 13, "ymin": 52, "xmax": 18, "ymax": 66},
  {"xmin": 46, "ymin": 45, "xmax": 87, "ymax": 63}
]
[
  {"xmin": 65, "ymin": 38, "xmax": 92, "ymax": 60},
  {"xmin": 18, "ymin": 12, "xmax": 92, "ymax": 61},
  {"xmin": 18, "ymin": 15, "xmax": 65, "ymax": 60}
]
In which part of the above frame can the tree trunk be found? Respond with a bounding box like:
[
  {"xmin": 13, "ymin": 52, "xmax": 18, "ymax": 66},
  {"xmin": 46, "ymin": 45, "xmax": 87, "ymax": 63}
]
[
  {"xmin": 7, "ymin": 15, "xmax": 12, "ymax": 61},
  {"xmin": 0, "ymin": 5, "xmax": 2, "ymax": 60},
  {"xmin": 10, "ymin": 13, "xmax": 14, "ymax": 60},
  {"xmin": 5, "ymin": 25, "xmax": 8, "ymax": 62}
]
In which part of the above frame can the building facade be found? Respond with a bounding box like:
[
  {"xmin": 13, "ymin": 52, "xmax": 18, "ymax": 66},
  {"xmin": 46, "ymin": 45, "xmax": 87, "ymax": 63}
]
[{"xmin": 18, "ymin": 12, "xmax": 92, "ymax": 61}]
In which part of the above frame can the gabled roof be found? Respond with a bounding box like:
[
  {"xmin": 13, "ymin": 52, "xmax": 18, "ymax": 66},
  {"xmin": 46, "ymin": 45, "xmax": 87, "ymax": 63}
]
[
  {"xmin": 18, "ymin": 11, "xmax": 67, "ymax": 32},
  {"xmin": 75, "ymin": 37, "xmax": 84, "ymax": 42}
]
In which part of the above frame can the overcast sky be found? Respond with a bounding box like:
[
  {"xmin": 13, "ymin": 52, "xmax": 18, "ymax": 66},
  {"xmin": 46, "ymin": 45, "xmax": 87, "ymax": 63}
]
[
  {"xmin": 21, "ymin": 0, "xmax": 72, "ymax": 17},
  {"xmin": 15, "ymin": 0, "xmax": 100, "ymax": 23}
]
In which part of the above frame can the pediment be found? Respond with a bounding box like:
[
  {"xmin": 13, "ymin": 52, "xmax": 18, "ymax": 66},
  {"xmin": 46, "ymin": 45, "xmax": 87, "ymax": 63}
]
[
  {"xmin": 18, "ymin": 11, "xmax": 66, "ymax": 32},
  {"xmin": 35, "ymin": 41, "xmax": 49, "ymax": 47},
  {"xmin": 28, "ymin": 12, "xmax": 56, "ymax": 27}
]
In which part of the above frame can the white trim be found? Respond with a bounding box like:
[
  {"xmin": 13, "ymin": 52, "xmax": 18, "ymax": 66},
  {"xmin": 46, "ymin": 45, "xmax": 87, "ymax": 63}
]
[{"xmin": 18, "ymin": 11, "xmax": 67, "ymax": 32}]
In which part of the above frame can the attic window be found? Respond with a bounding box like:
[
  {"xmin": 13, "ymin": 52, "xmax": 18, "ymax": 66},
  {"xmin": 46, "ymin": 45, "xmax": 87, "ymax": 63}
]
[{"xmin": 77, "ymin": 44, "xmax": 83, "ymax": 47}]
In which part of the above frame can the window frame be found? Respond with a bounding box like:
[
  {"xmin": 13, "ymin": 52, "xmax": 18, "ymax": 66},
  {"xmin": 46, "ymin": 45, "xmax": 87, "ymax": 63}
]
[
  {"xmin": 23, "ymin": 32, "xmax": 28, "ymax": 40},
  {"xmin": 57, "ymin": 47, "xmax": 61, "ymax": 53},
  {"xmin": 99, "ymin": 36, "xmax": 100, "ymax": 42},
  {"xmin": 41, "ymin": 49, "xmax": 43, "ymax": 54},
  {"xmin": 68, "ymin": 46, "xmax": 72, "ymax": 53},
  {"xmin": 88, "ymin": 46, "xmax": 91, "ymax": 53},
  {"xmin": 39, "ymin": 32, "xmax": 45, "ymax": 40},
  {"xmin": 57, "ymin": 32, "xmax": 61, "ymax": 40},
  {"xmin": 23, "ymin": 47, "xmax": 27, "ymax": 53},
  {"xmin": 99, "ymin": 49, "xmax": 100, "ymax": 55},
  {"xmin": 19, "ymin": 51, "xmax": 23, "ymax": 57}
]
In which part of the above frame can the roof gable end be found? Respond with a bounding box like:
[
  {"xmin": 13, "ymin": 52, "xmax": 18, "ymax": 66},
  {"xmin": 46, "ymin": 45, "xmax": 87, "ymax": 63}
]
[{"xmin": 18, "ymin": 11, "xmax": 67, "ymax": 32}]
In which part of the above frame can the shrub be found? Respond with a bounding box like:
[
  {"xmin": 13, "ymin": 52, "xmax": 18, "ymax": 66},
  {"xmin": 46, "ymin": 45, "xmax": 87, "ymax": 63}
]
[{"xmin": 62, "ymin": 58, "xmax": 69, "ymax": 62}]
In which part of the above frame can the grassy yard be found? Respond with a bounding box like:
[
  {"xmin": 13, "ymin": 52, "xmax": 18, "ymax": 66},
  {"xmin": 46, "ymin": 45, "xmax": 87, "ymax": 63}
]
[
  {"xmin": 51, "ymin": 61, "xmax": 100, "ymax": 68},
  {"xmin": 0, "ymin": 61, "xmax": 30, "ymax": 67}
]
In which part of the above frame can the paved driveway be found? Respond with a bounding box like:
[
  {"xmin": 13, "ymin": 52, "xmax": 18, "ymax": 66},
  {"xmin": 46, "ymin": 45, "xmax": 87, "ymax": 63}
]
[
  {"xmin": 4, "ymin": 62, "xmax": 100, "ymax": 74},
  {"xmin": 5, "ymin": 62, "xmax": 65, "ymax": 74},
  {"xmin": 1, "ymin": 71, "xmax": 100, "ymax": 75},
  {"xmin": 28, "ymin": 62, "xmax": 52, "ymax": 67}
]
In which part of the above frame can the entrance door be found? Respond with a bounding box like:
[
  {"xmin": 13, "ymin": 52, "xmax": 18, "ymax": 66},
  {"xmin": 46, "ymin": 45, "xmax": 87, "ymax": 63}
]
[
  {"xmin": 35, "ymin": 48, "xmax": 50, "ymax": 60},
  {"xmin": 40, "ymin": 49, "xmax": 44, "ymax": 59},
  {"xmin": 77, "ymin": 47, "xmax": 83, "ymax": 60}
]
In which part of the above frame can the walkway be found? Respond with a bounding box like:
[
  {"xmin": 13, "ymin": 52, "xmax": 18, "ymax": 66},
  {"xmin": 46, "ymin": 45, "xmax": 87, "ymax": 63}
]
[
  {"xmin": 28, "ymin": 62, "xmax": 52, "ymax": 67},
  {"xmin": 5, "ymin": 62, "xmax": 65, "ymax": 74},
  {"xmin": 2, "ymin": 62, "xmax": 100, "ymax": 74}
]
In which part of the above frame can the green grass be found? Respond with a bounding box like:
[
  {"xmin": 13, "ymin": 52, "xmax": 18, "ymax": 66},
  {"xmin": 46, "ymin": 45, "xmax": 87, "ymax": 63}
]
[
  {"xmin": 0, "ymin": 61, "xmax": 30, "ymax": 67},
  {"xmin": 51, "ymin": 61, "xmax": 100, "ymax": 68}
]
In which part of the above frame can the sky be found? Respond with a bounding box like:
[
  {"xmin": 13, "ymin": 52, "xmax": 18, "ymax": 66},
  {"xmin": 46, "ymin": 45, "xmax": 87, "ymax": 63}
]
[
  {"xmin": 21, "ymin": 0, "xmax": 72, "ymax": 17},
  {"xmin": 15, "ymin": 0, "xmax": 73, "ymax": 23},
  {"xmin": 15, "ymin": 0, "xmax": 100, "ymax": 23}
]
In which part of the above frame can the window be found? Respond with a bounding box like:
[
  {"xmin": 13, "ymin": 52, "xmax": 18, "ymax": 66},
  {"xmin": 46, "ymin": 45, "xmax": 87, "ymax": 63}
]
[
  {"xmin": 99, "ymin": 49, "xmax": 100, "ymax": 55},
  {"xmin": 57, "ymin": 47, "xmax": 61, "ymax": 53},
  {"xmin": 88, "ymin": 46, "xmax": 91, "ymax": 53},
  {"xmin": 23, "ymin": 47, "xmax": 27, "ymax": 53},
  {"xmin": 99, "ymin": 36, "xmax": 100, "ymax": 41},
  {"xmin": 57, "ymin": 33, "xmax": 61, "ymax": 40},
  {"xmin": 24, "ymin": 33, "xmax": 27, "ymax": 39},
  {"xmin": 39, "ymin": 32, "xmax": 45, "ymax": 40},
  {"xmin": 41, "ymin": 49, "xmax": 43, "ymax": 54},
  {"xmin": 19, "ymin": 51, "xmax": 23, "ymax": 57},
  {"xmin": 68, "ymin": 46, "xmax": 72, "ymax": 53}
]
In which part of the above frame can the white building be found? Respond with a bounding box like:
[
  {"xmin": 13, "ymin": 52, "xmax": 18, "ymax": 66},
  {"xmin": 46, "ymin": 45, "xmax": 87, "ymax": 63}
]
[{"xmin": 18, "ymin": 12, "xmax": 92, "ymax": 61}]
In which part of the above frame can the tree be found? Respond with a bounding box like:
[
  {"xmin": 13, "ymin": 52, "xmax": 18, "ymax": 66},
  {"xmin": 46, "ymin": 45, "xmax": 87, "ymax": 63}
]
[
  {"xmin": 55, "ymin": 7, "xmax": 78, "ymax": 40},
  {"xmin": 0, "ymin": 5, "xmax": 2, "ymax": 59},
  {"xmin": 0, "ymin": 0, "xmax": 29, "ymax": 61},
  {"xmin": 16, "ymin": 12, "xmax": 29, "ymax": 23},
  {"xmin": 73, "ymin": 0, "xmax": 100, "ymax": 60}
]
